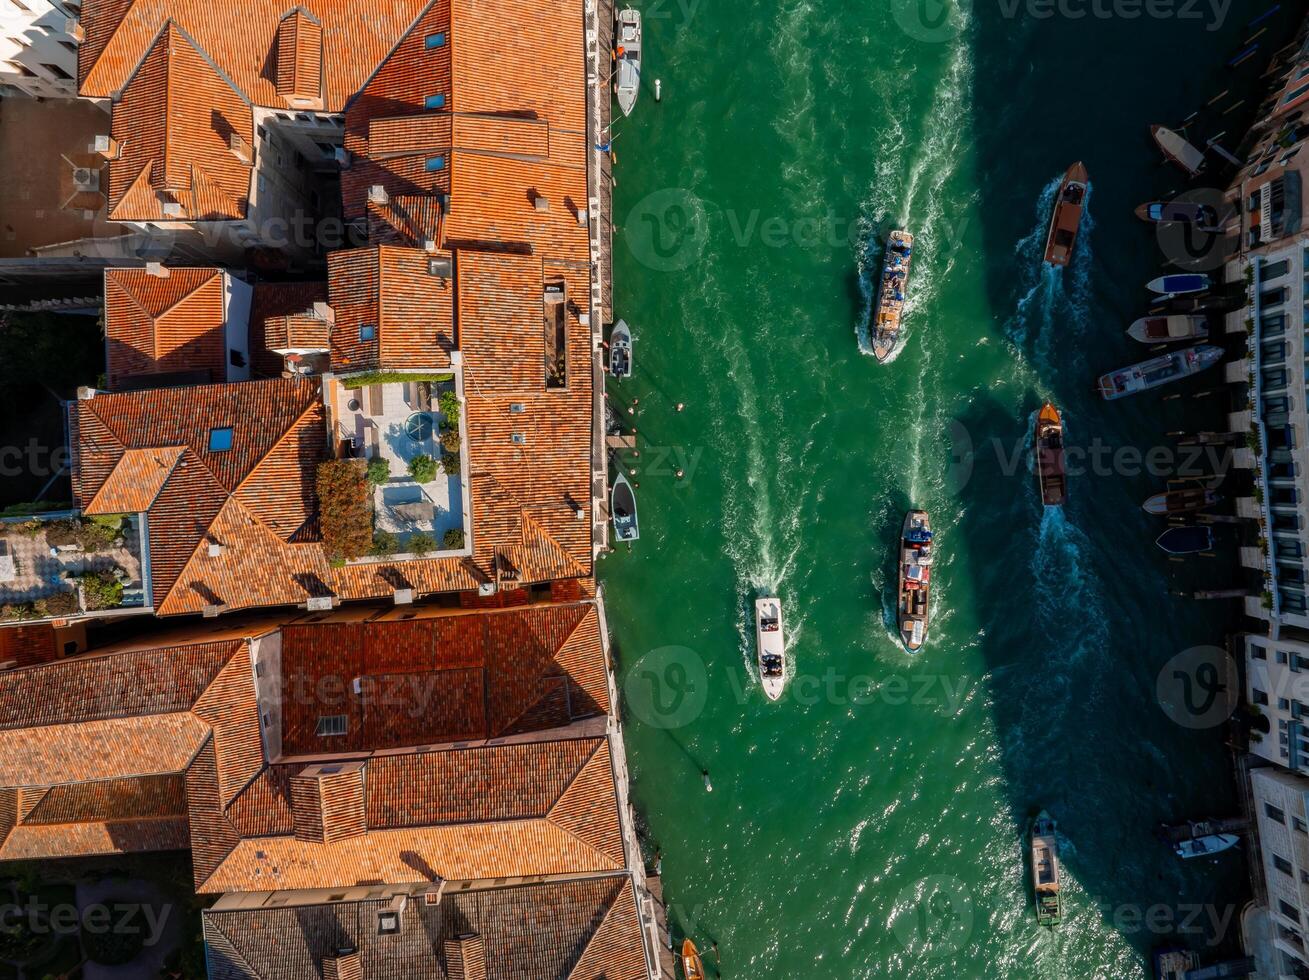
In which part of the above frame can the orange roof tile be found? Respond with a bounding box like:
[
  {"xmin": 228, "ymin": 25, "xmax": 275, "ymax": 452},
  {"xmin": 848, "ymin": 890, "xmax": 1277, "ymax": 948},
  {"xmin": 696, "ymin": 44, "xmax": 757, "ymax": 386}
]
[
  {"xmin": 84, "ymin": 446, "xmax": 185, "ymax": 514},
  {"xmin": 275, "ymin": 10, "xmax": 323, "ymax": 105},
  {"xmin": 103, "ymin": 268, "xmax": 232, "ymax": 388}
]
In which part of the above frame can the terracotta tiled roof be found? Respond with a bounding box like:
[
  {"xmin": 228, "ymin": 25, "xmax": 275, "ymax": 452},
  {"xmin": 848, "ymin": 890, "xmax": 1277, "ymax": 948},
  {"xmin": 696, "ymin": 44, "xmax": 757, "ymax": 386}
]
[
  {"xmin": 203, "ymin": 876, "xmax": 650, "ymax": 980},
  {"xmin": 278, "ymin": 603, "xmax": 607, "ymax": 755},
  {"xmin": 85, "ymin": 446, "xmax": 185, "ymax": 513},
  {"xmin": 103, "ymin": 268, "xmax": 233, "ymax": 388},
  {"xmin": 106, "ymin": 24, "xmax": 253, "ymax": 222},
  {"xmin": 327, "ymin": 245, "xmax": 454, "ymax": 371},
  {"xmin": 191, "ymin": 733, "xmax": 625, "ymax": 892},
  {"xmin": 248, "ymin": 281, "xmax": 329, "ymax": 377},
  {"xmin": 72, "ymin": 378, "xmax": 329, "ymax": 612},
  {"xmin": 0, "ymin": 624, "xmax": 60, "ymax": 668},
  {"xmin": 274, "ymin": 10, "xmax": 323, "ymax": 105}
]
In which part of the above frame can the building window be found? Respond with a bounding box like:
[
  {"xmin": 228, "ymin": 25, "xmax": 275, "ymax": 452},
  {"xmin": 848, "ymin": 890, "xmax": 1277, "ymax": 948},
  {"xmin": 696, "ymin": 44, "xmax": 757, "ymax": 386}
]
[
  {"xmin": 1279, "ymin": 651, "xmax": 1290, "ymax": 665},
  {"xmin": 315, "ymin": 715, "xmax": 347, "ymax": 736},
  {"xmin": 1254, "ymin": 688, "xmax": 1270, "ymax": 706},
  {"xmin": 424, "ymin": 32, "xmax": 446, "ymax": 48},
  {"xmin": 208, "ymin": 427, "xmax": 234, "ymax": 452},
  {"xmin": 425, "ymin": 156, "xmax": 446, "ymax": 172},
  {"xmin": 1268, "ymin": 802, "xmax": 1288, "ymax": 824},
  {"xmin": 1253, "ymin": 644, "xmax": 1268, "ymax": 660},
  {"xmin": 1275, "ymin": 854, "xmax": 1294, "ymax": 876},
  {"xmin": 1284, "ymin": 81, "xmax": 1309, "ymax": 107},
  {"xmin": 1282, "ymin": 698, "xmax": 1293, "ymax": 711},
  {"xmin": 41, "ymin": 62, "xmax": 71, "ymax": 80},
  {"xmin": 1296, "ymin": 817, "xmax": 1308, "ymax": 833},
  {"xmin": 360, "ymin": 325, "xmax": 376, "ymax": 341},
  {"xmin": 424, "ymin": 94, "xmax": 446, "ymax": 109},
  {"xmin": 1283, "ymin": 900, "xmax": 1302, "ymax": 923},
  {"xmin": 1264, "ymin": 259, "xmax": 1291, "ymax": 280}
]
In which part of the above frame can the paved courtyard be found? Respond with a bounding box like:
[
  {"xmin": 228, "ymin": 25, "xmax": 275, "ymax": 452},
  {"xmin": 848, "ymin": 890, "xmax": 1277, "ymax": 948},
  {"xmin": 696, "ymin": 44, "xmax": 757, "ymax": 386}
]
[{"xmin": 0, "ymin": 516, "xmax": 145, "ymax": 611}]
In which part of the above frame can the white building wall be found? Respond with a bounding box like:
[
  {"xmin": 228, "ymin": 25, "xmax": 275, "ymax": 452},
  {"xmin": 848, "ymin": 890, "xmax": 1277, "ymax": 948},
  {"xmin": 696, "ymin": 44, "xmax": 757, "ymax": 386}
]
[
  {"xmin": 0, "ymin": 0, "xmax": 80, "ymax": 99},
  {"xmin": 1252, "ymin": 767, "xmax": 1309, "ymax": 968}
]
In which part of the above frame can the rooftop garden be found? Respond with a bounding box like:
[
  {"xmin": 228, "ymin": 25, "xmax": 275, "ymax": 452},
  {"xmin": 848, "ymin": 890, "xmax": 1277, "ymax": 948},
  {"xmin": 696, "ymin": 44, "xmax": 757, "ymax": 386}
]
[{"xmin": 0, "ymin": 513, "xmax": 147, "ymax": 622}]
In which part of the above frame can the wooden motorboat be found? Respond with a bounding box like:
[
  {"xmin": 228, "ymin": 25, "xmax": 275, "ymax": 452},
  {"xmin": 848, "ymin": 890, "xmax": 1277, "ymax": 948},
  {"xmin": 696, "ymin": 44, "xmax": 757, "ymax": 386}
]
[
  {"xmin": 682, "ymin": 940, "xmax": 706, "ymax": 980},
  {"xmin": 1034, "ymin": 403, "xmax": 1066, "ymax": 507},
  {"xmin": 1044, "ymin": 162, "xmax": 1089, "ymax": 267},
  {"xmin": 870, "ymin": 229, "xmax": 913, "ymax": 362},
  {"xmin": 1127, "ymin": 315, "xmax": 1208, "ymax": 344}
]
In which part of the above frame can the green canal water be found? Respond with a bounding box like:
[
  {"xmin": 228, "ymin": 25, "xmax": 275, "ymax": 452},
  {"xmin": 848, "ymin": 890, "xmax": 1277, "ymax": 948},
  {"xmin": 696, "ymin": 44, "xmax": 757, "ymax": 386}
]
[{"xmin": 601, "ymin": 2, "xmax": 1298, "ymax": 977}]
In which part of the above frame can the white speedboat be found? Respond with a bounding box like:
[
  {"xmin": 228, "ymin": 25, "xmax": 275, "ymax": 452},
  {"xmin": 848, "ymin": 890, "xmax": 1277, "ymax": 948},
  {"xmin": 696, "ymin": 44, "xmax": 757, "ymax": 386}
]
[
  {"xmin": 610, "ymin": 320, "xmax": 632, "ymax": 378},
  {"xmin": 755, "ymin": 595, "xmax": 785, "ymax": 701},
  {"xmin": 1151, "ymin": 124, "xmax": 1206, "ymax": 176},
  {"xmin": 1126, "ymin": 315, "xmax": 1208, "ymax": 344},
  {"xmin": 1174, "ymin": 833, "xmax": 1238, "ymax": 859},
  {"xmin": 615, "ymin": 8, "xmax": 641, "ymax": 116},
  {"xmin": 611, "ymin": 471, "xmax": 638, "ymax": 542}
]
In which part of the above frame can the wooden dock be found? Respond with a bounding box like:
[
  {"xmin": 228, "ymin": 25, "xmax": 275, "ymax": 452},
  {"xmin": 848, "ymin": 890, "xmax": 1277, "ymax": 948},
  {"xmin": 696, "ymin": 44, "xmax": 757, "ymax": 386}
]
[{"xmin": 646, "ymin": 875, "xmax": 678, "ymax": 978}]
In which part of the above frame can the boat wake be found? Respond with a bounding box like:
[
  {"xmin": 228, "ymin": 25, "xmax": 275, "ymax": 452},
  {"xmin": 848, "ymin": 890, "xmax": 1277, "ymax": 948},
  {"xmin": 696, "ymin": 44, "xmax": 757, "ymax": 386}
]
[
  {"xmin": 1004, "ymin": 176, "xmax": 1096, "ymax": 376},
  {"xmin": 1031, "ymin": 506, "xmax": 1108, "ymax": 665}
]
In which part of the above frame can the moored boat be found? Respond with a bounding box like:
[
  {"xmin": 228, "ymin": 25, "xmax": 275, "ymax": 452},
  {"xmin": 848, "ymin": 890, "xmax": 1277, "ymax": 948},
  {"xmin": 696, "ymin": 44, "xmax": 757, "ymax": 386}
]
[
  {"xmin": 1044, "ymin": 162, "xmax": 1089, "ymax": 267},
  {"xmin": 1034, "ymin": 403, "xmax": 1066, "ymax": 507},
  {"xmin": 1174, "ymin": 833, "xmax": 1239, "ymax": 859},
  {"xmin": 1097, "ymin": 345, "xmax": 1223, "ymax": 401},
  {"xmin": 755, "ymin": 595, "xmax": 786, "ymax": 701},
  {"xmin": 1126, "ymin": 315, "xmax": 1208, "ymax": 344},
  {"xmin": 610, "ymin": 320, "xmax": 632, "ymax": 378},
  {"xmin": 1154, "ymin": 948, "xmax": 1201, "ymax": 980},
  {"xmin": 1029, "ymin": 810, "xmax": 1062, "ymax": 927},
  {"xmin": 681, "ymin": 940, "xmax": 706, "ymax": 980},
  {"xmin": 614, "ymin": 8, "xmax": 642, "ymax": 116},
  {"xmin": 611, "ymin": 471, "xmax": 639, "ymax": 542},
  {"xmin": 1146, "ymin": 273, "xmax": 1211, "ymax": 296},
  {"xmin": 1134, "ymin": 200, "xmax": 1219, "ymax": 229},
  {"xmin": 1151, "ymin": 124, "xmax": 1206, "ymax": 176},
  {"xmin": 1156, "ymin": 525, "xmax": 1214, "ymax": 556},
  {"xmin": 870, "ymin": 230, "xmax": 913, "ymax": 362},
  {"xmin": 897, "ymin": 511, "xmax": 933, "ymax": 652},
  {"xmin": 1143, "ymin": 486, "xmax": 1221, "ymax": 516}
]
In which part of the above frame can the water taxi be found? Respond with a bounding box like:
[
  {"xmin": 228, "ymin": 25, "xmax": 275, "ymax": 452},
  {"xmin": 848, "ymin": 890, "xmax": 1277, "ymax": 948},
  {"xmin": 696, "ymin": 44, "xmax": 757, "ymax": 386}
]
[
  {"xmin": 1034, "ymin": 403, "xmax": 1066, "ymax": 507},
  {"xmin": 1145, "ymin": 273, "xmax": 1210, "ymax": 297},
  {"xmin": 611, "ymin": 471, "xmax": 639, "ymax": 542},
  {"xmin": 1134, "ymin": 200, "xmax": 1219, "ymax": 230},
  {"xmin": 1151, "ymin": 124, "xmax": 1206, "ymax": 176},
  {"xmin": 1097, "ymin": 345, "xmax": 1223, "ymax": 401},
  {"xmin": 615, "ymin": 8, "xmax": 642, "ymax": 116},
  {"xmin": 897, "ymin": 511, "xmax": 933, "ymax": 652},
  {"xmin": 871, "ymin": 230, "xmax": 913, "ymax": 362},
  {"xmin": 755, "ymin": 595, "xmax": 785, "ymax": 701},
  {"xmin": 1044, "ymin": 162, "xmax": 1088, "ymax": 267},
  {"xmin": 1143, "ymin": 486, "xmax": 1221, "ymax": 516},
  {"xmin": 682, "ymin": 940, "xmax": 706, "ymax": 980},
  {"xmin": 1126, "ymin": 315, "xmax": 1208, "ymax": 344},
  {"xmin": 1155, "ymin": 525, "xmax": 1214, "ymax": 556},
  {"xmin": 610, "ymin": 320, "xmax": 633, "ymax": 378},
  {"xmin": 1030, "ymin": 810, "xmax": 1062, "ymax": 927}
]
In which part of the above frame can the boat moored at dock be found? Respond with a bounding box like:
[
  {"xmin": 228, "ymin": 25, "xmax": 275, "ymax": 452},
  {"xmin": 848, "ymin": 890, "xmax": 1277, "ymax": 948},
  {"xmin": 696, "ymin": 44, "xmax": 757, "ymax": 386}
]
[
  {"xmin": 1143, "ymin": 486, "xmax": 1221, "ymax": 516},
  {"xmin": 1126, "ymin": 315, "xmax": 1208, "ymax": 344},
  {"xmin": 614, "ymin": 8, "xmax": 642, "ymax": 116},
  {"xmin": 682, "ymin": 940, "xmax": 706, "ymax": 980},
  {"xmin": 1156, "ymin": 525, "xmax": 1214, "ymax": 556},
  {"xmin": 1029, "ymin": 810, "xmax": 1062, "ymax": 927},
  {"xmin": 897, "ymin": 511, "xmax": 933, "ymax": 652},
  {"xmin": 1044, "ymin": 162, "xmax": 1089, "ymax": 267},
  {"xmin": 1174, "ymin": 833, "xmax": 1239, "ymax": 859},
  {"xmin": 1146, "ymin": 273, "xmax": 1211, "ymax": 297},
  {"xmin": 870, "ymin": 230, "xmax": 913, "ymax": 362},
  {"xmin": 611, "ymin": 471, "xmax": 639, "ymax": 542},
  {"xmin": 755, "ymin": 595, "xmax": 786, "ymax": 701},
  {"xmin": 1097, "ymin": 344, "xmax": 1223, "ymax": 400},
  {"xmin": 1034, "ymin": 403, "xmax": 1066, "ymax": 507},
  {"xmin": 1134, "ymin": 200, "xmax": 1219, "ymax": 229},
  {"xmin": 1151, "ymin": 124, "xmax": 1206, "ymax": 176},
  {"xmin": 609, "ymin": 320, "xmax": 633, "ymax": 378}
]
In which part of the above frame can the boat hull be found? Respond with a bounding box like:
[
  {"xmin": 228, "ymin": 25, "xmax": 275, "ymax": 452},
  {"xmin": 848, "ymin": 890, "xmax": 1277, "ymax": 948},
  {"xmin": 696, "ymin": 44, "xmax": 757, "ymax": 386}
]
[
  {"xmin": 1143, "ymin": 488, "xmax": 1220, "ymax": 516},
  {"xmin": 1035, "ymin": 403, "xmax": 1066, "ymax": 507},
  {"xmin": 1029, "ymin": 810, "xmax": 1062, "ymax": 927},
  {"xmin": 1044, "ymin": 162, "xmax": 1088, "ymax": 267},
  {"xmin": 1155, "ymin": 525, "xmax": 1213, "ymax": 556},
  {"xmin": 1151, "ymin": 124, "xmax": 1206, "ymax": 176},
  {"xmin": 682, "ymin": 940, "xmax": 706, "ymax": 980},
  {"xmin": 615, "ymin": 10, "xmax": 641, "ymax": 116},
  {"xmin": 870, "ymin": 230, "xmax": 913, "ymax": 362},
  {"xmin": 609, "ymin": 320, "xmax": 632, "ymax": 378},
  {"xmin": 755, "ymin": 596, "xmax": 786, "ymax": 700},
  {"xmin": 1174, "ymin": 833, "xmax": 1239, "ymax": 858},
  {"xmin": 611, "ymin": 472, "xmax": 639, "ymax": 542},
  {"xmin": 1126, "ymin": 315, "xmax": 1208, "ymax": 344},
  {"xmin": 1134, "ymin": 200, "xmax": 1219, "ymax": 230},
  {"xmin": 1146, "ymin": 273, "xmax": 1211, "ymax": 296},
  {"xmin": 1098, "ymin": 344, "xmax": 1223, "ymax": 400},
  {"xmin": 897, "ymin": 511, "xmax": 932, "ymax": 652}
]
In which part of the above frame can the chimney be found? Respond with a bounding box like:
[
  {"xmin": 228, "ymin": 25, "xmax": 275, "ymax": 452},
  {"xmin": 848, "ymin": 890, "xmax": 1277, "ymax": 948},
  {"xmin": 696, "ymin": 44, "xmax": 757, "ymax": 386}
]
[
  {"xmin": 228, "ymin": 131, "xmax": 253, "ymax": 165},
  {"xmin": 207, "ymin": 541, "xmax": 224, "ymax": 557},
  {"xmin": 290, "ymin": 763, "xmax": 366, "ymax": 843},
  {"xmin": 333, "ymin": 146, "xmax": 350, "ymax": 168},
  {"xmin": 145, "ymin": 261, "xmax": 169, "ymax": 279},
  {"xmin": 91, "ymin": 135, "xmax": 120, "ymax": 159},
  {"xmin": 202, "ymin": 603, "xmax": 223, "ymax": 618},
  {"xmin": 393, "ymin": 588, "xmax": 414, "ymax": 605},
  {"xmin": 445, "ymin": 934, "xmax": 487, "ymax": 980},
  {"xmin": 312, "ymin": 301, "xmax": 335, "ymax": 324},
  {"xmin": 422, "ymin": 237, "xmax": 437, "ymax": 253},
  {"xmin": 531, "ymin": 192, "xmax": 549, "ymax": 212},
  {"xmin": 322, "ymin": 952, "xmax": 362, "ymax": 980},
  {"xmin": 576, "ymin": 207, "xmax": 588, "ymax": 226},
  {"xmin": 160, "ymin": 199, "xmax": 185, "ymax": 219},
  {"xmin": 368, "ymin": 185, "xmax": 389, "ymax": 206},
  {"xmin": 65, "ymin": 17, "xmax": 85, "ymax": 42}
]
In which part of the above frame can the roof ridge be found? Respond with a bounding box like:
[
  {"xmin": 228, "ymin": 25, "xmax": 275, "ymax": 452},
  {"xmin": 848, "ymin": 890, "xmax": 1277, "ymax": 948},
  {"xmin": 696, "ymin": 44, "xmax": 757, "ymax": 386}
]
[
  {"xmin": 563, "ymin": 879, "xmax": 628, "ymax": 980},
  {"xmin": 150, "ymin": 269, "xmax": 223, "ymax": 323},
  {"xmin": 228, "ymin": 392, "xmax": 321, "ymax": 502},
  {"xmin": 520, "ymin": 509, "xmax": 588, "ymax": 578}
]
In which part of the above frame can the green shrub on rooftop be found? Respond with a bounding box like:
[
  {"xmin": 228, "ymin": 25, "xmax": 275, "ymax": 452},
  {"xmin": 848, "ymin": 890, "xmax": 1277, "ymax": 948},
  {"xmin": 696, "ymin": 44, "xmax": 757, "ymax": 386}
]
[
  {"xmin": 408, "ymin": 454, "xmax": 438, "ymax": 484},
  {"xmin": 341, "ymin": 371, "xmax": 454, "ymax": 388},
  {"xmin": 317, "ymin": 459, "xmax": 373, "ymax": 562},
  {"xmin": 408, "ymin": 532, "xmax": 437, "ymax": 555},
  {"xmin": 438, "ymin": 390, "xmax": 460, "ymax": 428},
  {"xmin": 365, "ymin": 457, "xmax": 391, "ymax": 485},
  {"xmin": 443, "ymin": 528, "xmax": 465, "ymax": 550}
]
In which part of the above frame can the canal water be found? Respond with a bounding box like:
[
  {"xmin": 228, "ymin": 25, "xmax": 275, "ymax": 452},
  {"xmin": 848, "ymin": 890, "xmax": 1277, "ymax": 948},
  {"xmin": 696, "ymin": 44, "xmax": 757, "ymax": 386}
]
[{"xmin": 602, "ymin": 2, "xmax": 1295, "ymax": 977}]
